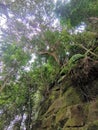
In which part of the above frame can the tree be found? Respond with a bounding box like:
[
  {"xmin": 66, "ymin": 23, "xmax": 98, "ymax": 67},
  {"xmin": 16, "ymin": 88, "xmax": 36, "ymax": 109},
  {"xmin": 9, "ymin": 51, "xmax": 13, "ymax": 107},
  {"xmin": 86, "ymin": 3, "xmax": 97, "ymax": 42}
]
[
  {"xmin": 55, "ymin": 0, "xmax": 98, "ymax": 29},
  {"xmin": 0, "ymin": 0, "xmax": 98, "ymax": 129}
]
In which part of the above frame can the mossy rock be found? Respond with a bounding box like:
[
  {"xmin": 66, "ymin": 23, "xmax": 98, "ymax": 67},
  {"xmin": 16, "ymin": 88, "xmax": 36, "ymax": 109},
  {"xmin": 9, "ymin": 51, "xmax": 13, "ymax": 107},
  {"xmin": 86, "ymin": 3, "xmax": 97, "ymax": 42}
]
[
  {"xmin": 83, "ymin": 103, "xmax": 89, "ymax": 123},
  {"xmin": 87, "ymin": 121, "xmax": 98, "ymax": 130},
  {"xmin": 56, "ymin": 106, "xmax": 68, "ymax": 127},
  {"xmin": 46, "ymin": 87, "xmax": 81, "ymax": 117},
  {"xmin": 45, "ymin": 97, "xmax": 65, "ymax": 117},
  {"xmin": 64, "ymin": 104, "xmax": 85, "ymax": 127},
  {"xmin": 42, "ymin": 115, "xmax": 55, "ymax": 128},
  {"xmin": 63, "ymin": 87, "xmax": 81, "ymax": 106},
  {"xmin": 88, "ymin": 100, "xmax": 98, "ymax": 122},
  {"xmin": 63, "ymin": 127, "xmax": 87, "ymax": 130},
  {"xmin": 89, "ymin": 80, "xmax": 98, "ymax": 97}
]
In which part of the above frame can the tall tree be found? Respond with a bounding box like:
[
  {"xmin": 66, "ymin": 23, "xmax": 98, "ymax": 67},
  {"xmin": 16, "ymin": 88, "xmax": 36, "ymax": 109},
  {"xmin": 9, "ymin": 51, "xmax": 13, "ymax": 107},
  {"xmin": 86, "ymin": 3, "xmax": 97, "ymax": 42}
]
[{"xmin": 55, "ymin": 0, "xmax": 98, "ymax": 29}]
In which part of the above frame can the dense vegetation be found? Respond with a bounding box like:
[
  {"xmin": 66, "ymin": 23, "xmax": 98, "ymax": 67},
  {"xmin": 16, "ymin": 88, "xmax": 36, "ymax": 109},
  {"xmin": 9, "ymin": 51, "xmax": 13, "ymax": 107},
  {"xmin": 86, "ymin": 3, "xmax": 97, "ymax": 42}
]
[{"xmin": 0, "ymin": 0, "xmax": 98, "ymax": 129}]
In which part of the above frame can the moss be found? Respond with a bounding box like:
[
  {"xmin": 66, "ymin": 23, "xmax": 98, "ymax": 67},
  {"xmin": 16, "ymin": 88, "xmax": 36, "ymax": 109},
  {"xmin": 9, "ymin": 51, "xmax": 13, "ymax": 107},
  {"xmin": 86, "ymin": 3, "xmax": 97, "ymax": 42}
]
[
  {"xmin": 87, "ymin": 121, "xmax": 98, "ymax": 130},
  {"xmin": 64, "ymin": 104, "xmax": 85, "ymax": 127},
  {"xmin": 42, "ymin": 115, "xmax": 55, "ymax": 128},
  {"xmin": 65, "ymin": 117, "xmax": 84, "ymax": 127},
  {"xmin": 43, "ymin": 87, "xmax": 82, "ymax": 128},
  {"xmin": 63, "ymin": 127, "xmax": 87, "ymax": 130},
  {"xmin": 49, "ymin": 87, "xmax": 60, "ymax": 101},
  {"xmin": 45, "ymin": 97, "xmax": 65, "ymax": 117},
  {"xmin": 88, "ymin": 100, "xmax": 98, "ymax": 122},
  {"xmin": 46, "ymin": 87, "xmax": 81, "ymax": 117},
  {"xmin": 64, "ymin": 87, "xmax": 81, "ymax": 106},
  {"xmin": 35, "ymin": 72, "xmax": 98, "ymax": 130},
  {"xmin": 83, "ymin": 103, "xmax": 89, "ymax": 123},
  {"xmin": 56, "ymin": 106, "xmax": 67, "ymax": 123},
  {"xmin": 56, "ymin": 106, "xmax": 68, "ymax": 128}
]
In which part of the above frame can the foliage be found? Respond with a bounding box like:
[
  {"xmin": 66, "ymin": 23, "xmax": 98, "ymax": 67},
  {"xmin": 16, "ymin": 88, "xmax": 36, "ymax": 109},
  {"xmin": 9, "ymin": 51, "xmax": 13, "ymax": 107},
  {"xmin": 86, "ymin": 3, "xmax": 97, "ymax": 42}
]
[
  {"xmin": 0, "ymin": 0, "xmax": 98, "ymax": 129},
  {"xmin": 55, "ymin": 0, "xmax": 98, "ymax": 27},
  {"xmin": 2, "ymin": 43, "xmax": 30, "ymax": 68},
  {"xmin": 69, "ymin": 54, "xmax": 84, "ymax": 64},
  {"xmin": 60, "ymin": 54, "xmax": 84, "ymax": 76}
]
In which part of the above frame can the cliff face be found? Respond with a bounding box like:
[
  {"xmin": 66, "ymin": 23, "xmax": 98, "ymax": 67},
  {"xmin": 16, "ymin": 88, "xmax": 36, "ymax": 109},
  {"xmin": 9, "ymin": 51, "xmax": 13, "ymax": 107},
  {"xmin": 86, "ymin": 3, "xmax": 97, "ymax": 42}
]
[
  {"xmin": 31, "ymin": 79, "xmax": 98, "ymax": 130},
  {"xmin": 32, "ymin": 58, "xmax": 98, "ymax": 130}
]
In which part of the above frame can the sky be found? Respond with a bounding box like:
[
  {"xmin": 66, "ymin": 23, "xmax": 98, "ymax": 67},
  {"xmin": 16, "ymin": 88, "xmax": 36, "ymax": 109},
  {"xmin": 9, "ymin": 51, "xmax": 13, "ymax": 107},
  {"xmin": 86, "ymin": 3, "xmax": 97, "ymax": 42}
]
[
  {"xmin": 0, "ymin": 15, "xmax": 7, "ymax": 33},
  {"xmin": 0, "ymin": 15, "xmax": 7, "ymax": 40},
  {"xmin": 0, "ymin": 16, "xmax": 6, "ymax": 27},
  {"xmin": 0, "ymin": 0, "xmax": 69, "ymax": 32},
  {"xmin": 54, "ymin": 0, "xmax": 70, "ymax": 3}
]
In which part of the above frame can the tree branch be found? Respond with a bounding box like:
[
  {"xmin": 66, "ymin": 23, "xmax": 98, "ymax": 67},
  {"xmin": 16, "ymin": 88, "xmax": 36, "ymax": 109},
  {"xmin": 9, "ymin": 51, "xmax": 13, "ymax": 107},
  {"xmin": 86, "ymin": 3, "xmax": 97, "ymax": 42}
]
[
  {"xmin": 75, "ymin": 43, "xmax": 98, "ymax": 58},
  {"xmin": 38, "ymin": 51, "xmax": 60, "ymax": 65}
]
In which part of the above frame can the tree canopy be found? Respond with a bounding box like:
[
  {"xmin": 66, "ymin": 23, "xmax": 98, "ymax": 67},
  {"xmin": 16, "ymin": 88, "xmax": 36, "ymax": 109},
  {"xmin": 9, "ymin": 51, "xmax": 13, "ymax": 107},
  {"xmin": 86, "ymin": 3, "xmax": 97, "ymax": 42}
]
[{"xmin": 55, "ymin": 0, "xmax": 98, "ymax": 28}]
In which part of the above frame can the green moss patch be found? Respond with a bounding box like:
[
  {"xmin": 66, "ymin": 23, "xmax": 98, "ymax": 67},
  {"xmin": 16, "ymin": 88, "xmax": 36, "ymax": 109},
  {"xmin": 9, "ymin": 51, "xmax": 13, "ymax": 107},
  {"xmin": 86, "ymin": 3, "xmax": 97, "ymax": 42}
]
[{"xmin": 64, "ymin": 87, "xmax": 81, "ymax": 106}]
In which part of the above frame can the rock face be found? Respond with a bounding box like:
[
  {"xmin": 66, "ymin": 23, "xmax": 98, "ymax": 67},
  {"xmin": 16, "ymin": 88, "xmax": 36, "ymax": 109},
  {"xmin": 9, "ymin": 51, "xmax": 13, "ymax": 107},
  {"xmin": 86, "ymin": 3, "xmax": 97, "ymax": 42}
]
[{"xmin": 32, "ymin": 79, "xmax": 98, "ymax": 130}]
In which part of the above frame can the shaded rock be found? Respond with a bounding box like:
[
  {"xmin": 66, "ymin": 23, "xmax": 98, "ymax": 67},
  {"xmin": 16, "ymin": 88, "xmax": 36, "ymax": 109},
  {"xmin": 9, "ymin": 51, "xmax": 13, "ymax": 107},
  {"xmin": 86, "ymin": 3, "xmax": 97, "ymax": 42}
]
[
  {"xmin": 31, "ymin": 120, "xmax": 42, "ymax": 130},
  {"xmin": 88, "ymin": 100, "xmax": 98, "ymax": 122},
  {"xmin": 45, "ymin": 97, "xmax": 65, "ymax": 117},
  {"xmin": 45, "ymin": 87, "xmax": 81, "ymax": 117},
  {"xmin": 64, "ymin": 104, "xmax": 85, "ymax": 127},
  {"xmin": 42, "ymin": 114, "xmax": 55, "ymax": 128},
  {"xmin": 56, "ymin": 106, "xmax": 67, "ymax": 125},
  {"xmin": 63, "ymin": 127, "xmax": 86, "ymax": 130},
  {"xmin": 87, "ymin": 120, "xmax": 98, "ymax": 130},
  {"xmin": 34, "ymin": 78, "xmax": 98, "ymax": 130},
  {"xmin": 63, "ymin": 87, "xmax": 81, "ymax": 106},
  {"xmin": 55, "ymin": 106, "xmax": 68, "ymax": 129}
]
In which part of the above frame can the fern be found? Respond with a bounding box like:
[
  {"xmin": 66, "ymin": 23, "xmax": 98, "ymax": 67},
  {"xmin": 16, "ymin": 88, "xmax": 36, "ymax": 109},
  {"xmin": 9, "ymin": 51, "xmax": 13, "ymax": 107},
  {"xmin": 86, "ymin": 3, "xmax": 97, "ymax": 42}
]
[
  {"xmin": 60, "ymin": 54, "xmax": 84, "ymax": 75},
  {"xmin": 69, "ymin": 54, "xmax": 84, "ymax": 65}
]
